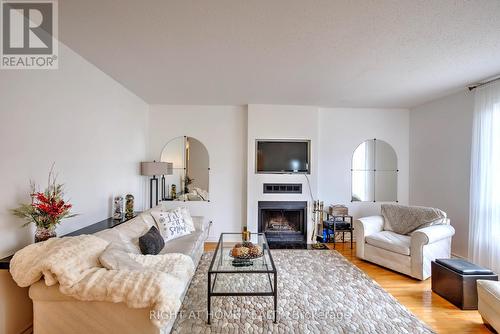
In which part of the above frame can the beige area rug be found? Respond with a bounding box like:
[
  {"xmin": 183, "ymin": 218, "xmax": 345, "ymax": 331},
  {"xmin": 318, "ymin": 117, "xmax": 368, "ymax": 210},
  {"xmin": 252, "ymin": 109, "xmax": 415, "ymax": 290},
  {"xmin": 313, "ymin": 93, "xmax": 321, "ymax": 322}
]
[{"xmin": 171, "ymin": 250, "xmax": 434, "ymax": 334}]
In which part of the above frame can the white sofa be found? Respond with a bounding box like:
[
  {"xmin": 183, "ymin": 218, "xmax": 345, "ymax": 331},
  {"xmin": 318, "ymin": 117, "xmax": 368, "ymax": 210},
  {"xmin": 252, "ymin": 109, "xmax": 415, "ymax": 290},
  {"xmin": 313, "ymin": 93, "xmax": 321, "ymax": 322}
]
[
  {"xmin": 28, "ymin": 208, "xmax": 209, "ymax": 334},
  {"xmin": 478, "ymin": 280, "xmax": 500, "ymax": 332},
  {"xmin": 354, "ymin": 208, "xmax": 455, "ymax": 280}
]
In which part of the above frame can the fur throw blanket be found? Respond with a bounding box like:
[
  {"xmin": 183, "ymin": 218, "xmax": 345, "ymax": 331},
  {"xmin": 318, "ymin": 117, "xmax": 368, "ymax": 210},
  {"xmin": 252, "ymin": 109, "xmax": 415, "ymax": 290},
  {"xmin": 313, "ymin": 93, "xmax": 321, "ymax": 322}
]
[
  {"xmin": 10, "ymin": 235, "xmax": 195, "ymax": 328},
  {"xmin": 382, "ymin": 204, "xmax": 447, "ymax": 235}
]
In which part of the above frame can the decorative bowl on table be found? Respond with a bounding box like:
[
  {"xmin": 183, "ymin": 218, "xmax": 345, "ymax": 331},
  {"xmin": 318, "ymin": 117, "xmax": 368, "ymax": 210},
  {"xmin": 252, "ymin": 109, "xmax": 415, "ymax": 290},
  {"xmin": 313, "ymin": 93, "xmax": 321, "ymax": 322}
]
[{"xmin": 229, "ymin": 242, "xmax": 263, "ymax": 259}]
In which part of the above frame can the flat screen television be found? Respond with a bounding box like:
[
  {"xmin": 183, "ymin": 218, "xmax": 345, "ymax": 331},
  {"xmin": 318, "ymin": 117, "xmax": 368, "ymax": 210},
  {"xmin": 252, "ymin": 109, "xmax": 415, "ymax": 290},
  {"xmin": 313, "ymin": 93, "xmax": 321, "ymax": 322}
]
[{"xmin": 256, "ymin": 140, "xmax": 310, "ymax": 173}]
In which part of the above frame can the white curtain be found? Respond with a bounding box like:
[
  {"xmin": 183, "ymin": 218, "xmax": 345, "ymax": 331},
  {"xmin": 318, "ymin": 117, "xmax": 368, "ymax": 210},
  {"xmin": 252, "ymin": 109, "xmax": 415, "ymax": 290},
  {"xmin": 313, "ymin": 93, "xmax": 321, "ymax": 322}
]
[{"xmin": 469, "ymin": 80, "xmax": 500, "ymax": 273}]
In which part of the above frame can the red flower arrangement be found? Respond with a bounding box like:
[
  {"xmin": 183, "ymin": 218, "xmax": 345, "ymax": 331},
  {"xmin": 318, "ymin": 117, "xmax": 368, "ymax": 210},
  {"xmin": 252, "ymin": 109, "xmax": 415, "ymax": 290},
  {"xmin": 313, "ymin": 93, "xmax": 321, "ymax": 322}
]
[
  {"xmin": 12, "ymin": 165, "xmax": 77, "ymax": 230},
  {"xmin": 32, "ymin": 191, "xmax": 73, "ymax": 221}
]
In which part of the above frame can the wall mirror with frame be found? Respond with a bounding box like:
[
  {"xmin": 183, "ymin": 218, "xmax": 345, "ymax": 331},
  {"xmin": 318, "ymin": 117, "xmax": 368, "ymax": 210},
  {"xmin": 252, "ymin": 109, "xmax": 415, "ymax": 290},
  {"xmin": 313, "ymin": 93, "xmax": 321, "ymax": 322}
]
[
  {"xmin": 160, "ymin": 136, "xmax": 209, "ymax": 201},
  {"xmin": 351, "ymin": 139, "xmax": 398, "ymax": 202}
]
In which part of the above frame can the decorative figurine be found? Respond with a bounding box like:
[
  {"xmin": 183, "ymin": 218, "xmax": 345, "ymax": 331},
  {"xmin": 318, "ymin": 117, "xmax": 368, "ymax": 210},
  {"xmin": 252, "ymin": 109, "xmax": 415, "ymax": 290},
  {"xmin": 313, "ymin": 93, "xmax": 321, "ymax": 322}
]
[
  {"xmin": 242, "ymin": 225, "xmax": 251, "ymax": 241},
  {"xmin": 125, "ymin": 194, "xmax": 134, "ymax": 218},
  {"xmin": 113, "ymin": 195, "xmax": 124, "ymax": 220},
  {"xmin": 171, "ymin": 185, "xmax": 177, "ymax": 200}
]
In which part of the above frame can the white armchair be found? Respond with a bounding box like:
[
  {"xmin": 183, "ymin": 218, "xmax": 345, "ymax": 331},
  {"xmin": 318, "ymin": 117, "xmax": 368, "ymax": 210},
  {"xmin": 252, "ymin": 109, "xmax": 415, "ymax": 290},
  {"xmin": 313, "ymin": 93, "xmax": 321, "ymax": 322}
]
[{"xmin": 354, "ymin": 214, "xmax": 455, "ymax": 280}]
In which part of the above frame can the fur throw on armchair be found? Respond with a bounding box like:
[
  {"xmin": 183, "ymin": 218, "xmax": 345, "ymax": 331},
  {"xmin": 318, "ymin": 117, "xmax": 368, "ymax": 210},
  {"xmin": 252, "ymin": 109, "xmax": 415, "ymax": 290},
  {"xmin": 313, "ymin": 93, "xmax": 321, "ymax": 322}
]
[{"xmin": 382, "ymin": 204, "xmax": 448, "ymax": 235}]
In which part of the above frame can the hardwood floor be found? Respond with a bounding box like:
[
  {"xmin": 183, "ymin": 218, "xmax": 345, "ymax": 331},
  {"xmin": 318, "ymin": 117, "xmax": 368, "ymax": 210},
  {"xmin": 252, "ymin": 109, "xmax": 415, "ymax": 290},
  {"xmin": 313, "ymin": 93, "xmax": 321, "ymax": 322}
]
[{"xmin": 204, "ymin": 242, "xmax": 491, "ymax": 334}]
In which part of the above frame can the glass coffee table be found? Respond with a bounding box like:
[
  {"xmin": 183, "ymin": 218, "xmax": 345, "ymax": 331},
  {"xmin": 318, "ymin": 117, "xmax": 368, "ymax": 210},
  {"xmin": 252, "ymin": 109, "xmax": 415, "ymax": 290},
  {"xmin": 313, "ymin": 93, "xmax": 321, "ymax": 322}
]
[{"xmin": 207, "ymin": 233, "xmax": 277, "ymax": 324}]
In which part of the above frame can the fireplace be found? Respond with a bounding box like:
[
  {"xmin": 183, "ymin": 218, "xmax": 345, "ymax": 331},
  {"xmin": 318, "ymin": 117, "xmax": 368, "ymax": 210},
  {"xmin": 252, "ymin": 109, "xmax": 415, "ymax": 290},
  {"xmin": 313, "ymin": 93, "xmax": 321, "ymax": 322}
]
[{"xmin": 258, "ymin": 201, "xmax": 307, "ymax": 247}]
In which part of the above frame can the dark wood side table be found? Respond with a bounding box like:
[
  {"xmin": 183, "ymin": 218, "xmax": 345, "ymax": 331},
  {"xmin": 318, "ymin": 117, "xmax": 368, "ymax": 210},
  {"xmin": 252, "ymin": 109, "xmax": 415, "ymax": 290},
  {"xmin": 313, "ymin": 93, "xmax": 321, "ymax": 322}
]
[
  {"xmin": 0, "ymin": 212, "xmax": 141, "ymax": 270},
  {"xmin": 65, "ymin": 212, "xmax": 140, "ymax": 236},
  {"xmin": 323, "ymin": 214, "xmax": 354, "ymax": 249}
]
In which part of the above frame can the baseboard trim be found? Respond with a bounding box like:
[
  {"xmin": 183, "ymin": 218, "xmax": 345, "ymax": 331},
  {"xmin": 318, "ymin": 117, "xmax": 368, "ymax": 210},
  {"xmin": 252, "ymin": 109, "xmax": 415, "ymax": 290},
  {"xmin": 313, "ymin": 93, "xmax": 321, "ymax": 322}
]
[
  {"xmin": 20, "ymin": 324, "xmax": 33, "ymax": 334},
  {"xmin": 451, "ymin": 253, "xmax": 468, "ymax": 260}
]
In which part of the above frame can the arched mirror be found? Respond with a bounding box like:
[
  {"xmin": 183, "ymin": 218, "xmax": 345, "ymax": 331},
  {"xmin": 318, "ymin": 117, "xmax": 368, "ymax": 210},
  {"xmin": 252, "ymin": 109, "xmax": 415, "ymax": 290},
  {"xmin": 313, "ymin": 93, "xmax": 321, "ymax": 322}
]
[
  {"xmin": 160, "ymin": 136, "xmax": 209, "ymax": 201},
  {"xmin": 351, "ymin": 139, "xmax": 398, "ymax": 202}
]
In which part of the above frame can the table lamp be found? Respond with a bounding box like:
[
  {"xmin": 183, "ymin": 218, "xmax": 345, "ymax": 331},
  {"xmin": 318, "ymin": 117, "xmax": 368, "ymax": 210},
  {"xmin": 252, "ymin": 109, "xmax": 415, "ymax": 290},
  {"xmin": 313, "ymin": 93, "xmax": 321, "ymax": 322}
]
[{"xmin": 140, "ymin": 161, "xmax": 173, "ymax": 208}]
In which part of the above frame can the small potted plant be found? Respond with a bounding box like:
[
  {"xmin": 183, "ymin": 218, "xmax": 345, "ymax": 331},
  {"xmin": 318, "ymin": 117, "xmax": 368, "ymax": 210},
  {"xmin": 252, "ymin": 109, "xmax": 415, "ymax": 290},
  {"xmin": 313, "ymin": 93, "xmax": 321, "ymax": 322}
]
[
  {"xmin": 184, "ymin": 175, "xmax": 194, "ymax": 194},
  {"xmin": 12, "ymin": 166, "xmax": 77, "ymax": 242}
]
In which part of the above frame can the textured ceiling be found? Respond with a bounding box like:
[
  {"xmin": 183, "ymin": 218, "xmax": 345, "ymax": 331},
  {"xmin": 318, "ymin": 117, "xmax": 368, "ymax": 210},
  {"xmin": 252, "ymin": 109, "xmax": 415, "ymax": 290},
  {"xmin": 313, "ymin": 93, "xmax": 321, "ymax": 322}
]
[{"xmin": 59, "ymin": 0, "xmax": 500, "ymax": 108}]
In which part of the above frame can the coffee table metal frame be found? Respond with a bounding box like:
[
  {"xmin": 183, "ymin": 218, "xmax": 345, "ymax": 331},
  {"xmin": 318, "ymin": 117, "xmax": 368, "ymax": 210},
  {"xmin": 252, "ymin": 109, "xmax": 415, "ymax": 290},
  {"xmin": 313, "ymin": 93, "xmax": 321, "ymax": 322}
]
[{"xmin": 207, "ymin": 233, "xmax": 277, "ymax": 324}]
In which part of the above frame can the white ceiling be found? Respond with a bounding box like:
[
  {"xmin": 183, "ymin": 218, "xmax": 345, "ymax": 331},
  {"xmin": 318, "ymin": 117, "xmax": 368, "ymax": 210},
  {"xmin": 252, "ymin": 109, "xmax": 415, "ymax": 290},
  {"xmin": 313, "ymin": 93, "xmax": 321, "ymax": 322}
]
[{"xmin": 59, "ymin": 0, "xmax": 500, "ymax": 108}]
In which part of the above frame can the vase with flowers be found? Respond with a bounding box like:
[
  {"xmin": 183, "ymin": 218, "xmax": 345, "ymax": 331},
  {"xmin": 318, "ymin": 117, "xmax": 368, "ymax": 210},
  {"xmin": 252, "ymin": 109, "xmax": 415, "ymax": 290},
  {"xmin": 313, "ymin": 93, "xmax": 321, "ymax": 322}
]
[{"xmin": 11, "ymin": 166, "xmax": 77, "ymax": 243}]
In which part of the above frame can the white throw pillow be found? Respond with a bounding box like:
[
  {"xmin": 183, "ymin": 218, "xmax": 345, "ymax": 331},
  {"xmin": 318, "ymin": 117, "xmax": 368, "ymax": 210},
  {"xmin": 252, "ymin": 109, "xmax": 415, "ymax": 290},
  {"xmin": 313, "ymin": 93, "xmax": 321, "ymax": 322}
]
[
  {"xmin": 99, "ymin": 246, "xmax": 145, "ymax": 271},
  {"xmin": 179, "ymin": 207, "xmax": 196, "ymax": 232},
  {"xmin": 151, "ymin": 208, "xmax": 192, "ymax": 242}
]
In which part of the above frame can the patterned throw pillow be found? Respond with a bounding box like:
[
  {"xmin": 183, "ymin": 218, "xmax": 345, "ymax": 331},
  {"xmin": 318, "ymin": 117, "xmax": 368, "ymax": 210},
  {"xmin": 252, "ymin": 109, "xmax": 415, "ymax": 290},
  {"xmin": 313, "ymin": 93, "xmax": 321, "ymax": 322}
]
[{"xmin": 151, "ymin": 208, "xmax": 192, "ymax": 242}]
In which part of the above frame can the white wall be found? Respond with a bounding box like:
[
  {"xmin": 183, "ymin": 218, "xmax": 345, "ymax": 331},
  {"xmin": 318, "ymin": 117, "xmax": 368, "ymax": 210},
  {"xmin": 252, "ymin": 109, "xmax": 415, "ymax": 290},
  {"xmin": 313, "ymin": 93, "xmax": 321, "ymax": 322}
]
[
  {"xmin": 0, "ymin": 44, "xmax": 148, "ymax": 258},
  {"xmin": 246, "ymin": 105, "xmax": 319, "ymax": 242},
  {"xmin": 318, "ymin": 108, "xmax": 410, "ymax": 219},
  {"xmin": 147, "ymin": 105, "xmax": 410, "ymax": 244},
  {"xmin": 410, "ymin": 90, "xmax": 474, "ymax": 258},
  {"xmin": 148, "ymin": 105, "xmax": 247, "ymax": 241}
]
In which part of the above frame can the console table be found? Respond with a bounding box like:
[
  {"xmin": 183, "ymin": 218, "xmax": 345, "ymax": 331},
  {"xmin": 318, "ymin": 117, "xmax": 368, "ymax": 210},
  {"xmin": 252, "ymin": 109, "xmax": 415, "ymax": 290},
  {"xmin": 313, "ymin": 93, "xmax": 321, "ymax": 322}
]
[{"xmin": 0, "ymin": 213, "xmax": 140, "ymax": 270}]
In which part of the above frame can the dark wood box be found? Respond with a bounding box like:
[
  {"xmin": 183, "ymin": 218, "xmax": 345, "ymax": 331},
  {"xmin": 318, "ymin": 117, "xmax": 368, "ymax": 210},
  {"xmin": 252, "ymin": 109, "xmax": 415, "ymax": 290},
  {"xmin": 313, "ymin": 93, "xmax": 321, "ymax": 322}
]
[{"xmin": 431, "ymin": 261, "xmax": 498, "ymax": 310}]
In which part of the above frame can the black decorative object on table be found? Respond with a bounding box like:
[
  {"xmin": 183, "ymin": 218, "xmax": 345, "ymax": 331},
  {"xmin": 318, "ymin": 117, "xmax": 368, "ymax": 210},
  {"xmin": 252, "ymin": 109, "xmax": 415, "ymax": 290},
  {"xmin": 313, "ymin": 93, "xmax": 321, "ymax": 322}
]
[{"xmin": 231, "ymin": 259, "xmax": 254, "ymax": 267}]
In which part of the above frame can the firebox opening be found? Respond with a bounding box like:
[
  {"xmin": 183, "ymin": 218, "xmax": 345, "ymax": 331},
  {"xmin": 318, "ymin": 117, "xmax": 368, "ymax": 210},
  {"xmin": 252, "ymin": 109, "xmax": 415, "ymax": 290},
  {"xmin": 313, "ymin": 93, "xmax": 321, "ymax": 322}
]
[{"xmin": 258, "ymin": 201, "xmax": 307, "ymax": 247}]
